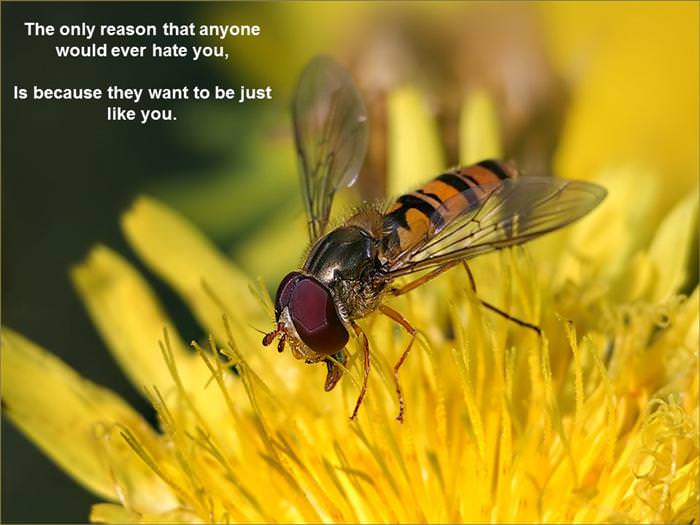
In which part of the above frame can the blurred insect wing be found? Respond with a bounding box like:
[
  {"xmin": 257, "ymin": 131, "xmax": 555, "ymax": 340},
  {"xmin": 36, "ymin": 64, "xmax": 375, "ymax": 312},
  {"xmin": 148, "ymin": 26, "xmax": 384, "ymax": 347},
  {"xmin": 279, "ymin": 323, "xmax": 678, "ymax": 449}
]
[
  {"xmin": 381, "ymin": 162, "xmax": 607, "ymax": 277},
  {"xmin": 293, "ymin": 56, "xmax": 369, "ymax": 241}
]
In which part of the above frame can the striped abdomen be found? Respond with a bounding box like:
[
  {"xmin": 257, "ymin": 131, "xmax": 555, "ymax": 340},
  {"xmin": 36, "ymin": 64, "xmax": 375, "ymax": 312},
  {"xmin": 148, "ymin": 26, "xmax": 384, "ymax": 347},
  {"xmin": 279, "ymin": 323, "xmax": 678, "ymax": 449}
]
[{"xmin": 382, "ymin": 159, "xmax": 516, "ymax": 258}]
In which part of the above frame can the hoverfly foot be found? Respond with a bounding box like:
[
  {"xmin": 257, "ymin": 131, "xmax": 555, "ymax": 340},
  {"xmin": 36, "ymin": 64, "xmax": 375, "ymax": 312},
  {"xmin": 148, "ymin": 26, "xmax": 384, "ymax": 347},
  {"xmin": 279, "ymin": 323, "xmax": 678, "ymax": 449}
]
[
  {"xmin": 395, "ymin": 397, "xmax": 405, "ymax": 423},
  {"xmin": 262, "ymin": 322, "xmax": 285, "ymax": 347}
]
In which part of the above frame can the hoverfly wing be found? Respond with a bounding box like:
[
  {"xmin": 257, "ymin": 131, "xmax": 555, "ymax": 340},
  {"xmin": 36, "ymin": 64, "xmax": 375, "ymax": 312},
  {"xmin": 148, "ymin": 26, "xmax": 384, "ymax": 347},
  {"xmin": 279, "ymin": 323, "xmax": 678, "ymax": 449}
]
[
  {"xmin": 383, "ymin": 174, "xmax": 606, "ymax": 278},
  {"xmin": 293, "ymin": 56, "xmax": 369, "ymax": 242}
]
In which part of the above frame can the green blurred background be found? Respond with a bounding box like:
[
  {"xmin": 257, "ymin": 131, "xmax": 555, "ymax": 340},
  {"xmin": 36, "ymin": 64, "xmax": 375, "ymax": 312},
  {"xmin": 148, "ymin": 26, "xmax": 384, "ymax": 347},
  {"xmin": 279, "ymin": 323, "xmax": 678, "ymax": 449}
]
[{"xmin": 2, "ymin": 1, "xmax": 697, "ymax": 522}]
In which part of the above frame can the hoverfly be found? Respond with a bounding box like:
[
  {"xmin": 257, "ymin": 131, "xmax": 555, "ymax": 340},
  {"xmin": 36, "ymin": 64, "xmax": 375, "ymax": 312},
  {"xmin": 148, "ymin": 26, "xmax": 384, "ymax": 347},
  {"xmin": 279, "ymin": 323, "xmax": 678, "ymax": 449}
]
[{"xmin": 263, "ymin": 56, "xmax": 606, "ymax": 422}]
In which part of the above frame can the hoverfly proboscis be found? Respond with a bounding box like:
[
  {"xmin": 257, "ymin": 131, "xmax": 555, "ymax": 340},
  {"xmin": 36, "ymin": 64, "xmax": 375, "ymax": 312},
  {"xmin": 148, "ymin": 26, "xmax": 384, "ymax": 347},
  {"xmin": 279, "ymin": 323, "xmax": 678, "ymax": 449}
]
[{"xmin": 262, "ymin": 56, "xmax": 606, "ymax": 423}]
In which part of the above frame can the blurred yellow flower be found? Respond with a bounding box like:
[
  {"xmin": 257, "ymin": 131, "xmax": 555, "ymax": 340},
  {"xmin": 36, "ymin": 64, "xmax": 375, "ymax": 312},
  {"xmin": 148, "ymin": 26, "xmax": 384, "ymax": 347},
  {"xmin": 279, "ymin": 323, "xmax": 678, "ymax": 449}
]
[
  {"xmin": 160, "ymin": 2, "xmax": 697, "ymax": 258},
  {"xmin": 541, "ymin": 1, "xmax": 699, "ymax": 208},
  {"xmin": 3, "ymin": 73, "xmax": 698, "ymax": 524}
]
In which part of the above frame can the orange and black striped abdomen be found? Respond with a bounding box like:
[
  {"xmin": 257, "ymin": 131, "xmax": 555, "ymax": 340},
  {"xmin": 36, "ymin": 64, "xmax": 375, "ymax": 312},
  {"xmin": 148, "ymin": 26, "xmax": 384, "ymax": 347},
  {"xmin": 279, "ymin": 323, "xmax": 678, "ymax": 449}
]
[{"xmin": 382, "ymin": 159, "xmax": 516, "ymax": 256}]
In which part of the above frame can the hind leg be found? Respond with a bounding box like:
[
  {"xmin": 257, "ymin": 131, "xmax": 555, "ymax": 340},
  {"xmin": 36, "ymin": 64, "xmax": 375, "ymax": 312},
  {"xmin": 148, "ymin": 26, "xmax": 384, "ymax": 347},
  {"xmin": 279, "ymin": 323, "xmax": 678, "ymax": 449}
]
[{"xmin": 463, "ymin": 262, "xmax": 541, "ymax": 336}]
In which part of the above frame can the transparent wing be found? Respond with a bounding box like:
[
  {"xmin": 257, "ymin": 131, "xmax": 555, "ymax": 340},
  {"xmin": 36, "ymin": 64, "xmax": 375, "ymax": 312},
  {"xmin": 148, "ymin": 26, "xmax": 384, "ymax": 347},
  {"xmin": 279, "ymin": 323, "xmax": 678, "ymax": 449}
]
[
  {"xmin": 293, "ymin": 56, "xmax": 369, "ymax": 241},
  {"xmin": 386, "ymin": 177, "xmax": 607, "ymax": 277}
]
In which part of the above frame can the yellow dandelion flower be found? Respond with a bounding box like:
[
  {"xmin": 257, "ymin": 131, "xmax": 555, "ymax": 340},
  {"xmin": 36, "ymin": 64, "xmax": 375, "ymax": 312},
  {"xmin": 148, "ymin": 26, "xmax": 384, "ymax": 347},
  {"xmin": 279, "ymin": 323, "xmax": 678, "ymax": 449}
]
[{"xmin": 2, "ymin": 74, "xmax": 697, "ymax": 524}]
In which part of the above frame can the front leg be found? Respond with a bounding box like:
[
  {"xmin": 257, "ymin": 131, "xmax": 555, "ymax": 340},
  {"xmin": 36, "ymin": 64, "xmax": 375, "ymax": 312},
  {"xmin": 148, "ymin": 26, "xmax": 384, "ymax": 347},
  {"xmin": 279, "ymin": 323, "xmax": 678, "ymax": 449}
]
[
  {"xmin": 349, "ymin": 321, "xmax": 370, "ymax": 420},
  {"xmin": 323, "ymin": 349, "xmax": 347, "ymax": 392}
]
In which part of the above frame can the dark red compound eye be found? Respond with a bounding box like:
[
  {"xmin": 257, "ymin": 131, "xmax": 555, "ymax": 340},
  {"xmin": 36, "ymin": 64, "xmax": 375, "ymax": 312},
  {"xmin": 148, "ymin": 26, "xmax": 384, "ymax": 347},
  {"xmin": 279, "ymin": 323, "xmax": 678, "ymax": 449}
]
[
  {"xmin": 274, "ymin": 272, "xmax": 304, "ymax": 318},
  {"xmin": 274, "ymin": 273, "xmax": 348, "ymax": 355}
]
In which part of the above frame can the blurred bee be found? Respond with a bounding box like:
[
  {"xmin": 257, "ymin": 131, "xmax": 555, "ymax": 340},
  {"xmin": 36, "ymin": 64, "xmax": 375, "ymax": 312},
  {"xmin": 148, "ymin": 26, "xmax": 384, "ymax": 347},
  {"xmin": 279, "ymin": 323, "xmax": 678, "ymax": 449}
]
[{"xmin": 263, "ymin": 56, "xmax": 606, "ymax": 422}]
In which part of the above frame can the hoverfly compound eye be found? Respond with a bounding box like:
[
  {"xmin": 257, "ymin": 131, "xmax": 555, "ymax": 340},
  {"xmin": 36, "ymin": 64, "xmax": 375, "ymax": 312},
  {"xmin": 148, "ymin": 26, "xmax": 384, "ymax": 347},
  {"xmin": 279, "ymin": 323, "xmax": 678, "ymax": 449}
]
[
  {"xmin": 274, "ymin": 271, "xmax": 304, "ymax": 318},
  {"xmin": 286, "ymin": 277, "xmax": 348, "ymax": 356}
]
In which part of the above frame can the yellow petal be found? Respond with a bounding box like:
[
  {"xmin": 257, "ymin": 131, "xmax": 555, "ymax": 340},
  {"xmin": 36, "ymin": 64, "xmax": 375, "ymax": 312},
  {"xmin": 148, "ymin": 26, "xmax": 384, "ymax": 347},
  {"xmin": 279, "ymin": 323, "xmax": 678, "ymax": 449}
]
[
  {"xmin": 1, "ymin": 328, "xmax": 176, "ymax": 512},
  {"xmin": 71, "ymin": 243, "xmax": 255, "ymax": 462},
  {"xmin": 459, "ymin": 90, "xmax": 502, "ymax": 165},
  {"xmin": 121, "ymin": 197, "xmax": 263, "ymax": 342},
  {"xmin": 120, "ymin": 197, "xmax": 288, "ymax": 397},
  {"xmin": 387, "ymin": 85, "xmax": 444, "ymax": 195},
  {"xmin": 648, "ymin": 191, "xmax": 698, "ymax": 301},
  {"xmin": 90, "ymin": 503, "xmax": 141, "ymax": 523},
  {"xmin": 71, "ymin": 245, "xmax": 206, "ymax": 394},
  {"xmin": 91, "ymin": 503, "xmax": 201, "ymax": 524}
]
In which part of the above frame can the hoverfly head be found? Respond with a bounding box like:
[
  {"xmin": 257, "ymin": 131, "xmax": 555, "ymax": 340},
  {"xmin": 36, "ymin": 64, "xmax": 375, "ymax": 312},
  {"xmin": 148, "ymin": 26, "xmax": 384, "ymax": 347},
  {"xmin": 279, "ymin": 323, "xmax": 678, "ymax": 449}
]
[{"xmin": 263, "ymin": 272, "xmax": 349, "ymax": 364}]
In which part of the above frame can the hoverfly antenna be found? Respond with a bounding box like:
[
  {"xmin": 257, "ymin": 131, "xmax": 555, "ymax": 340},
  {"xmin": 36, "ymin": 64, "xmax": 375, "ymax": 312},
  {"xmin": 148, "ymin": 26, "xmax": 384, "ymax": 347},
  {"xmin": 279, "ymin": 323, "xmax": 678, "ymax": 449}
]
[{"xmin": 249, "ymin": 323, "xmax": 269, "ymax": 336}]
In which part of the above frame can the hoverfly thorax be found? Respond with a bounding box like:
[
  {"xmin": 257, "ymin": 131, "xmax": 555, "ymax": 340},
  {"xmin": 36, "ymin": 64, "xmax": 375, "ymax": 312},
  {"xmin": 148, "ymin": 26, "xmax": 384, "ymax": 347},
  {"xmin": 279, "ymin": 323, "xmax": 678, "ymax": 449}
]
[{"xmin": 269, "ymin": 271, "xmax": 349, "ymax": 360}]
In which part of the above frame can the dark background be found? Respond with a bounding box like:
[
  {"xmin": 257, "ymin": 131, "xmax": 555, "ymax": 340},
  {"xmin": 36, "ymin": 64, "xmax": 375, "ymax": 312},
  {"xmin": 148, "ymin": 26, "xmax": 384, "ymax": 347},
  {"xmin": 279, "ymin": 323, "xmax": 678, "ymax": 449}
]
[{"xmin": 2, "ymin": 3, "xmax": 241, "ymax": 522}]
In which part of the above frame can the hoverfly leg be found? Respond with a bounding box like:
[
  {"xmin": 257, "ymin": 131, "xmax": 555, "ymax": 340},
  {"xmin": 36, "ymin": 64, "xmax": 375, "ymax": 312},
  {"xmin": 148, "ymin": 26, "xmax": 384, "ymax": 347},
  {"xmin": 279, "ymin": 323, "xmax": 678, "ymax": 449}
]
[
  {"xmin": 323, "ymin": 349, "xmax": 346, "ymax": 392},
  {"xmin": 379, "ymin": 304, "xmax": 417, "ymax": 423},
  {"xmin": 390, "ymin": 262, "xmax": 458, "ymax": 296},
  {"xmin": 462, "ymin": 262, "xmax": 542, "ymax": 336},
  {"xmin": 277, "ymin": 333, "xmax": 286, "ymax": 353},
  {"xmin": 349, "ymin": 321, "xmax": 370, "ymax": 421},
  {"xmin": 262, "ymin": 322, "xmax": 284, "ymax": 347},
  {"xmin": 262, "ymin": 331, "xmax": 276, "ymax": 346}
]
